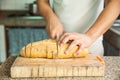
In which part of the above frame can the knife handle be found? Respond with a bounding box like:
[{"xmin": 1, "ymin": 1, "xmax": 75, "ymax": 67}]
[{"xmin": 96, "ymin": 56, "xmax": 105, "ymax": 65}]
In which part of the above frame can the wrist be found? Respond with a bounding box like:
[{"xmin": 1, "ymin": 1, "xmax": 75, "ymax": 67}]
[{"xmin": 85, "ymin": 32, "xmax": 96, "ymax": 43}]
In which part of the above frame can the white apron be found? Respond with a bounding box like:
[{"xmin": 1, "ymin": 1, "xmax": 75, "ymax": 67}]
[{"xmin": 50, "ymin": 0, "xmax": 104, "ymax": 56}]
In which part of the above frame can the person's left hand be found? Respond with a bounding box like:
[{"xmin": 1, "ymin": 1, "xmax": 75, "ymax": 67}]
[{"xmin": 58, "ymin": 32, "xmax": 93, "ymax": 56}]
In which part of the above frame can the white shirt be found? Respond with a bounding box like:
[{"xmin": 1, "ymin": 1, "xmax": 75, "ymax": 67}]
[
  {"xmin": 50, "ymin": 0, "xmax": 104, "ymax": 56},
  {"xmin": 50, "ymin": 0, "xmax": 103, "ymax": 33}
]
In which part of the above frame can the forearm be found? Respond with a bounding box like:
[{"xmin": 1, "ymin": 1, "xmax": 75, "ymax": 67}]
[
  {"xmin": 37, "ymin": 0, "xmax": 56, "ymax": 21},
  {"xmin": 86, "ymin": 0, "xmax": 120, "ymax": 42}
]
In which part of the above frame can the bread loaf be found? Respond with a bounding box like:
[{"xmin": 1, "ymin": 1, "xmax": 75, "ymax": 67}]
[{"xmin": 20, "ymin": 39, "xmax": 89, "ymax": 58}]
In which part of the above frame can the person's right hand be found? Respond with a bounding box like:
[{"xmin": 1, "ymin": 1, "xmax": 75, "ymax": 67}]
[{"xmin": 46, "ymin": 16, "xmax": 63, "ymax": 39}]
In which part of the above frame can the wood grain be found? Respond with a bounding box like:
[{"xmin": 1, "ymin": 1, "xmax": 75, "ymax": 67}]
[{"xmin": 11, "ymin": 54, "xmax": 105, "ymax": 78}]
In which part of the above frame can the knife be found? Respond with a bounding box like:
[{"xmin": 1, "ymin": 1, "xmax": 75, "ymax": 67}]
[
  {"xmin": 55, "ymin": 36, "xmax": 59, "ymax": 58},
  {"xmin": 55, "ymin": 36, "xmax": 59, "ymax": 79}
]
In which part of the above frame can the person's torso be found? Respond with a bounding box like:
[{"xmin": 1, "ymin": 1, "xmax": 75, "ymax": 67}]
[{"xmin": 50, "ymin": 0, "xmax": 104, "ymax": 33}]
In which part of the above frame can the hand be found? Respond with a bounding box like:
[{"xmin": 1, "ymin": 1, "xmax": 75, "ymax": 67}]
[
  {"xmin": 59, "ymin": 32, "xmax": 93, "ymax": 56},
  {"xmin": 46, "ymin": 16, "xmax": 63, "ymax": 39}
]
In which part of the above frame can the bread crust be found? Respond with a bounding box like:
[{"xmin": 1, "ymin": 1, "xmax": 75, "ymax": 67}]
[{"xmin": 20, "ymin": 39, "xmax": 88, "ymax": 58}]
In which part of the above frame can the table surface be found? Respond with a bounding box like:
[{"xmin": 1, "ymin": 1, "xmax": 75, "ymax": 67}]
[{"xmin": 0, "ymin": 56, "xmax": 120, "ymax": 80}]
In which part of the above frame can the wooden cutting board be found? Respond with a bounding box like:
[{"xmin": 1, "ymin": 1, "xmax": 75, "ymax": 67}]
[{"xmin": 11, "ymin": 54, "xmax": 105, "ymax": 78}]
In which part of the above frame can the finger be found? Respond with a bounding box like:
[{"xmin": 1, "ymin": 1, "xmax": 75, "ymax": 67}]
[
  {"xmin": 59, "ymin": 33, "xmax": 69, "ymax": 42},
  {"xmin": 52, "ymin": 33, "xmax": 60, "ymax": 40},
  {"xmin": 58, "ymin": 33, "xmax": 70, "ymax": 45},
  {"xmin": 65, "ymin": 40, "xmax": 79, "ymax": 54},
  {"xmin": 51, "ymin": 31, "xmax": 58, "ymax": 39},
  {"xmin": 74, "ymin": 44, "xmax": 85, "ymax": 57},
  {"xmin": 60, "ymin": 34, "xmax": 73, "ymax": 46},
  {"xmin": 55, "ymin": 29, "xmax": 64, "ymax": 40},
  {"xmin": 51, "ymin": 33, "xmax": 55, "ymax": 39},
  {"xmin": 56, "ymin": 32, "xmax": 62, "ymax": 41}
]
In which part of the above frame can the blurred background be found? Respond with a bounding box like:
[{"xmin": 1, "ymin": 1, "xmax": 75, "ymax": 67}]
[{"xmin": 0, "ymin": 0, "xmax": 120, "ymax": 64}]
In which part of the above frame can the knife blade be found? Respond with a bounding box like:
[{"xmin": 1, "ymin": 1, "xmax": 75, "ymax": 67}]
[{"xmin": 55, "ymin": 36, "xmax": 59, "ymax": 58}]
